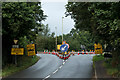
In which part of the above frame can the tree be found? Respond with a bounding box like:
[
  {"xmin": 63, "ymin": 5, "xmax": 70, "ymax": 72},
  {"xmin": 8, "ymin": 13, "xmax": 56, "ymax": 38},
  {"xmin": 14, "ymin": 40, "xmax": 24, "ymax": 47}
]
[
  {"xmin": 2, "ymin": 2, "xmax": 46, "ymax": 65},
  {"xmin": 36, "ymin": 24, "xmax": 55, "ymax": 51},
  {"xmin": 65, "ymin": 2, "xmax": 120, "ymax": 67}
]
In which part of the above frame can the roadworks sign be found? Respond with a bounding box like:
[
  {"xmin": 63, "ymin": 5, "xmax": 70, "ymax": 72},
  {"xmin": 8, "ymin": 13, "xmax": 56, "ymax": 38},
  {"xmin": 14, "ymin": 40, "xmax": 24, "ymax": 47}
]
[
  {"xmin": 94, "ymin": 43, "xmax": 103, "ymax": 54},
  {"xmin": 27, "ymin": 44, "xmax": 36, "ymax": 56},
  {"xmin": 57, "ymin": 45, "xmax": 61, "ymax": 50},
  {"xmin": 11, "ymin": 48, "xmax": 24, "ymax": 55}
]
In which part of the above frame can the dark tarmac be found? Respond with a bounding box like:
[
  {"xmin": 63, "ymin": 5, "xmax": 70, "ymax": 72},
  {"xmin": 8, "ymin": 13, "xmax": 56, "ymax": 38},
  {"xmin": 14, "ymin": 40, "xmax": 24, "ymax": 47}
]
[{"xmin": 5, "ymin": 53, "xmax": 95, "ymax": 80}]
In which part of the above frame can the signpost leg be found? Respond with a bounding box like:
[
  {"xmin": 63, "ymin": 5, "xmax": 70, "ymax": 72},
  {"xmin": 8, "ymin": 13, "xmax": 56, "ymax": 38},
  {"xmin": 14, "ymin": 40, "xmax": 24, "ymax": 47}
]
[{"xmin": 15, "ymin": 55, "xmax": 17, "ymax": 65}]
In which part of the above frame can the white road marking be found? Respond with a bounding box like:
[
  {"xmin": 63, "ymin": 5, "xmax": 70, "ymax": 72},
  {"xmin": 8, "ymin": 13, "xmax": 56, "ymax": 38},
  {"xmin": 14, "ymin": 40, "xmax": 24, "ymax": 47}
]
[
  {"xmin": 94, "ymin": 66, "xmax": 97, "ymax": 79},
  {"xmin": 43, "ymin": 57, "xmax": 69, "ymax": 80},
  {"xmin": 63, "ymin": 62, "xmax": 65, "ymax": 64},
  {"xmin": 59, "ymin": 65, "xmax": 63, "ymax": 69},
  {"xmin": 53, "ymin": 69, "xmax": 58, "ymax": 74},
  {"xmin": 44, "ymin": 75, "xmax": 51, "ymax": 79}
]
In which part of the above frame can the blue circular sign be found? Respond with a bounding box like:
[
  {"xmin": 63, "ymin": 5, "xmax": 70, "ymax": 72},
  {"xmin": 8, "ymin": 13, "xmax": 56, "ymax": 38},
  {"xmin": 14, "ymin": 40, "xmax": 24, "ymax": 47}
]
[{"xmin": 60, "ymin": 44, "xmax": 68, "ymax": 52}]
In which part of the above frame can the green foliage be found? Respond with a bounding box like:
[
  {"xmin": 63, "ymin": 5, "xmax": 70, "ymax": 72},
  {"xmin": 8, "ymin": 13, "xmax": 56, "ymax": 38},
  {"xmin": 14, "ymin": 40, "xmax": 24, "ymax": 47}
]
[
  {"xmin": 103, "ymin": 59, "xmax": 119, "ymax": 77},
  {"xmin": 2, "ymin": 55, "xmax": 40, "ymax": 77},
  {"xmin": 62, "ymin": 28, "xmax": 94, "ymax": 51},
  {"xmin": 92, "ymin": 55, "xmax": 104, "ymax": 62},
  {"xmin": 65, "ymin": 2, "xmax": 120, "ymax": 67},
  {"xmin": 2, "ymin": 2, "xmax": 46, "ymax": 65},
  {"xmin": 18, "ymin": 36, "xmax": 30, "ymax": 55},
  {"xmin": 36, "ymin": 24, "xmax": 55, "ymax": 51},
  {"xmin": 2, "ymin": 2, "xmax": 46, "ymax": 39}
]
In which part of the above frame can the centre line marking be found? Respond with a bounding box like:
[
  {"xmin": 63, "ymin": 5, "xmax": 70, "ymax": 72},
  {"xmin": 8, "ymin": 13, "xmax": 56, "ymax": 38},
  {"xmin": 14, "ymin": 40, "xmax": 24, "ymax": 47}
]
[
  {"xmin": 53, "ymin": 69, "xmax": 58, "ymax": 74},
  {"xmin": 59, "ymin": 65, "xmax": 63, "ymax": 69}
]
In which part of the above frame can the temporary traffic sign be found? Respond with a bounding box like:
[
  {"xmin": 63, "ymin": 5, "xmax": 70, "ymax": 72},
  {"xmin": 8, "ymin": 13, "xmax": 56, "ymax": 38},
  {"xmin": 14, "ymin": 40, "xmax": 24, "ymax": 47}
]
[
  {"xmin": 60, "ymin": 44, "xmax": 68, "ymax": 52},
  {"xmin": 66, "ymin": 43, "xmax": 69, "ymax": 49},
  {"xmin": 94, "ymin": 43, "xmax": 103, "ymax": 54},
  {"xmin": 27, "ymin": 44, "xmax": 36, "ymax": 56},
  {"xmin": 57, "ymin": 44, "xmax": 61, "ymax": 50},
  {"xmin": 11, "ymin": 48, "xmax": 24, "ymax": 55}
]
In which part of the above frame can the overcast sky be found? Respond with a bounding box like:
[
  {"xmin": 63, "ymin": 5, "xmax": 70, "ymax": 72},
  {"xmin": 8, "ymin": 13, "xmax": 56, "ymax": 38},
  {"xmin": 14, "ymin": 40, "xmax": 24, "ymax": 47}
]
[{"xmin": 41, "ymin": 1, "xmax": 75, "ymax": 36}]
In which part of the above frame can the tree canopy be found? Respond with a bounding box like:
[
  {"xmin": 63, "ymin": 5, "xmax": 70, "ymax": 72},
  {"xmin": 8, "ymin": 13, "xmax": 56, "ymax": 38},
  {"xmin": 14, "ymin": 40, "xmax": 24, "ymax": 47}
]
[
  {"xmin": 2, "ymin": 2, "xmax": 46, "ymax": 65},
  {"xmin": 65, "ymin": 2, "xmax": 120, "ymax": 67}
]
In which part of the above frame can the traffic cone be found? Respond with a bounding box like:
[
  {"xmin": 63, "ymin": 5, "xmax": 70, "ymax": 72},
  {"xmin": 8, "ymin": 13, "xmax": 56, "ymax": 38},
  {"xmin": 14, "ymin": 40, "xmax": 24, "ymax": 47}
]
[
  {"xmin": 68, "ymin": 54, "xmax": 70, "ymax": 57},
  {"xmin": 78, "ymin": 51, "xmax": 79, "ymax": 55},
  {"xmin": 49, "ymin": 51, "xmax": 50, "ymax": 54},
  {"xmin": 46, "ymin": 51, "xmax": 48, "ymax": 54},
  {"xmin": 44, "ymin": 50, "xmax": 45, "ymax": 54},
  {"xmin": 90, "ymin": 50, "xmax": 92, "ymax": 54},
  {"xmin": 66, "ymin": 57, "xmax": 68, "ymax": 59},
  {"xmin": 86, "ymin": 51, "xmax": 88, "ymax": 54},
  {"xmin": 60, "ymin": 56, "xmax": 61, "ymax": 58},
  {"xmin": 82, "ymin": 51, "xmax": 84, "ymax": 54}
]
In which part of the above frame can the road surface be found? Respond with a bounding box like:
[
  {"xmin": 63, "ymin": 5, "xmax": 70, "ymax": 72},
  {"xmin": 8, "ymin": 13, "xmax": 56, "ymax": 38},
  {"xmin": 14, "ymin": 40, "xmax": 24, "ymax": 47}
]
[{"xmin": 3, "ymin": 53, "xmax": 95, "ymax": 80}]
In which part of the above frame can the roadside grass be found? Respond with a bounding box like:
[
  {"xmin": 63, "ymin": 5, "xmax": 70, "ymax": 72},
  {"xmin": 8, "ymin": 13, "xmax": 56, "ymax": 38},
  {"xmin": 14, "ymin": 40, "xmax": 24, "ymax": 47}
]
[
  {"xmin": 103, "ymin": 59, "xmax": 119, "ymax": 77},
  {"xmin": 2, "ymin": 55, "xmax": 40, "ymax": 77},
  {"xmin": 92, "ymin": 54, "xmax": 120, "ymax": 77},
  {"xmin": 92, "ymin": 54, "xmax": 104, "ymax": 70},
  {"xmin": 92, "ymin": 54, "xmax": 104, "ymax": 62}
]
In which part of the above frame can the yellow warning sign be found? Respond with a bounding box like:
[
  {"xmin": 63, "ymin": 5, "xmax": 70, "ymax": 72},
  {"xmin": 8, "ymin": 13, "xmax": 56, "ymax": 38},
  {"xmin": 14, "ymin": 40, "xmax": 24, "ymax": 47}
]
[
  {"xmin": 94, "ymin": 43, "xmax": 103, "ymax": 54},
  {"xmin": 57, "ymin": 45, "xmax": 61, "ymax": 50},
  {"xmin": 11, "ymin": 48, "xmax": 24, "ymax": 55},
  {"xmin": 27, "ymin": 44, "xmax": 35, "ymax": 56}
]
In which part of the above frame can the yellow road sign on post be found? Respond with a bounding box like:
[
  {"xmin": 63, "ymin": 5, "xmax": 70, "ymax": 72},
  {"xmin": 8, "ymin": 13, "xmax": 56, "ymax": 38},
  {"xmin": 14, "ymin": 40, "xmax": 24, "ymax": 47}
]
[
  {"xmin": 27, "ymin": 44, "xmax": 36, "ymax": 56},
  {"xmin": 57, "ymin": 45, "xmax": 61, "ymax": 50},
  {"xmin": 94, "ymin": 43, "xmax": 103, "ymax": 54},
  {"xmin": 11, "ymin": 48, "xmax": 24, "ymax": 55}
]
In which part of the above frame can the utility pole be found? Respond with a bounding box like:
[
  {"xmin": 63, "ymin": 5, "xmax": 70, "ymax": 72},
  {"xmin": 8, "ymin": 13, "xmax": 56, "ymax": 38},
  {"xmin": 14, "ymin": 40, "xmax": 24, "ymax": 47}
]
[
  {"xmin": 55, "ymin": 27, "xmax": 57, "ymax": 52},
  {"xmin": 62, "ymin": 17, "xmax": 64, "ymax": 42}
]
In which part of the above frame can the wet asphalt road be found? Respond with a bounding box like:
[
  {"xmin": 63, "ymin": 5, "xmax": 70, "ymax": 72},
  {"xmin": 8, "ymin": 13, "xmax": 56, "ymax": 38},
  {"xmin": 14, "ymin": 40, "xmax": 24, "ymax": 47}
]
[
  {"xmin": 51, "ymin": 54, "xmax": 94, "ymax": 78},
  {"xmin": 7, "ymin": 53, "xmax": 95, "ymax": 79},
  {"xmin": 8, "ymin": 54, "xmax": 63, "ymax": 78}
]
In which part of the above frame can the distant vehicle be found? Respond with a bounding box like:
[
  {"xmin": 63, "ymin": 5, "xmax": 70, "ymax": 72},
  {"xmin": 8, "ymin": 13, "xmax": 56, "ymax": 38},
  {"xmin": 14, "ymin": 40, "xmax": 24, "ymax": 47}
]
[{"xmin": 103, "ymin": 52, "xmax": 112, "ymax": 58}]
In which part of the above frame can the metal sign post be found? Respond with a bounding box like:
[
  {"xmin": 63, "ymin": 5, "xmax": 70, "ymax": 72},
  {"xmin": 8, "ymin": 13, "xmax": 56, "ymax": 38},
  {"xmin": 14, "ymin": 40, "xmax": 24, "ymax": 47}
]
[{"xmin": 13, "ymin": 39, "xmax": 18, "ymax": 65}]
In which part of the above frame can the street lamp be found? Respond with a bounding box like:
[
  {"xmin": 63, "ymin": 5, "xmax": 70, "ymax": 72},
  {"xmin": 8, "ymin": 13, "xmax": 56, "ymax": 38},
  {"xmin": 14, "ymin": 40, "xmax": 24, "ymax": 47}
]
[
  {"xmin": 55, "ymin": 27, "xmax": 57, "ymax": 52},
  {"xmin": 62, "ymin": 17, "xmax": 64, "ymax": 42}
]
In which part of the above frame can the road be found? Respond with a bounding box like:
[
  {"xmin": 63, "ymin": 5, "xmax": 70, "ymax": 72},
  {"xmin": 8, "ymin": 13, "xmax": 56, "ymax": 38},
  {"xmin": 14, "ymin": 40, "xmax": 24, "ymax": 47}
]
[{"xmin": 4, "ymin": 53, "xmax": 95, "ymax": 80}]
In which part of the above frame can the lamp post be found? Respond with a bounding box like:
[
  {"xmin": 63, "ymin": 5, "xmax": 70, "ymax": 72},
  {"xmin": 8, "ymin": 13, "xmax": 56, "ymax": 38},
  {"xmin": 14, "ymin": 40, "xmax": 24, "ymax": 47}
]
[
  {"xmin": 55, "ymin": 27, "xmax": 57, "ymax": 52},
  {"xmin": 62, "ymin": 17, "xmax": 64, "ymax": 42}
]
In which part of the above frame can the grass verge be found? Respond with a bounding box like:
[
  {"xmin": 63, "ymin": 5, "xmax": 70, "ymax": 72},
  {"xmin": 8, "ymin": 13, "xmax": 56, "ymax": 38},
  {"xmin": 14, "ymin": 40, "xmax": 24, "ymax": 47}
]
[
  {"xmin": 2, "ymin": 55, "xmax": 40, "ymax": 77},
  {"xmin": 92, "ymin": 54, "xmax": 104, "ymax": 62},
  {"xmin": 103, "ymin": 59, "xmax": 119, "ymax": 77}
]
